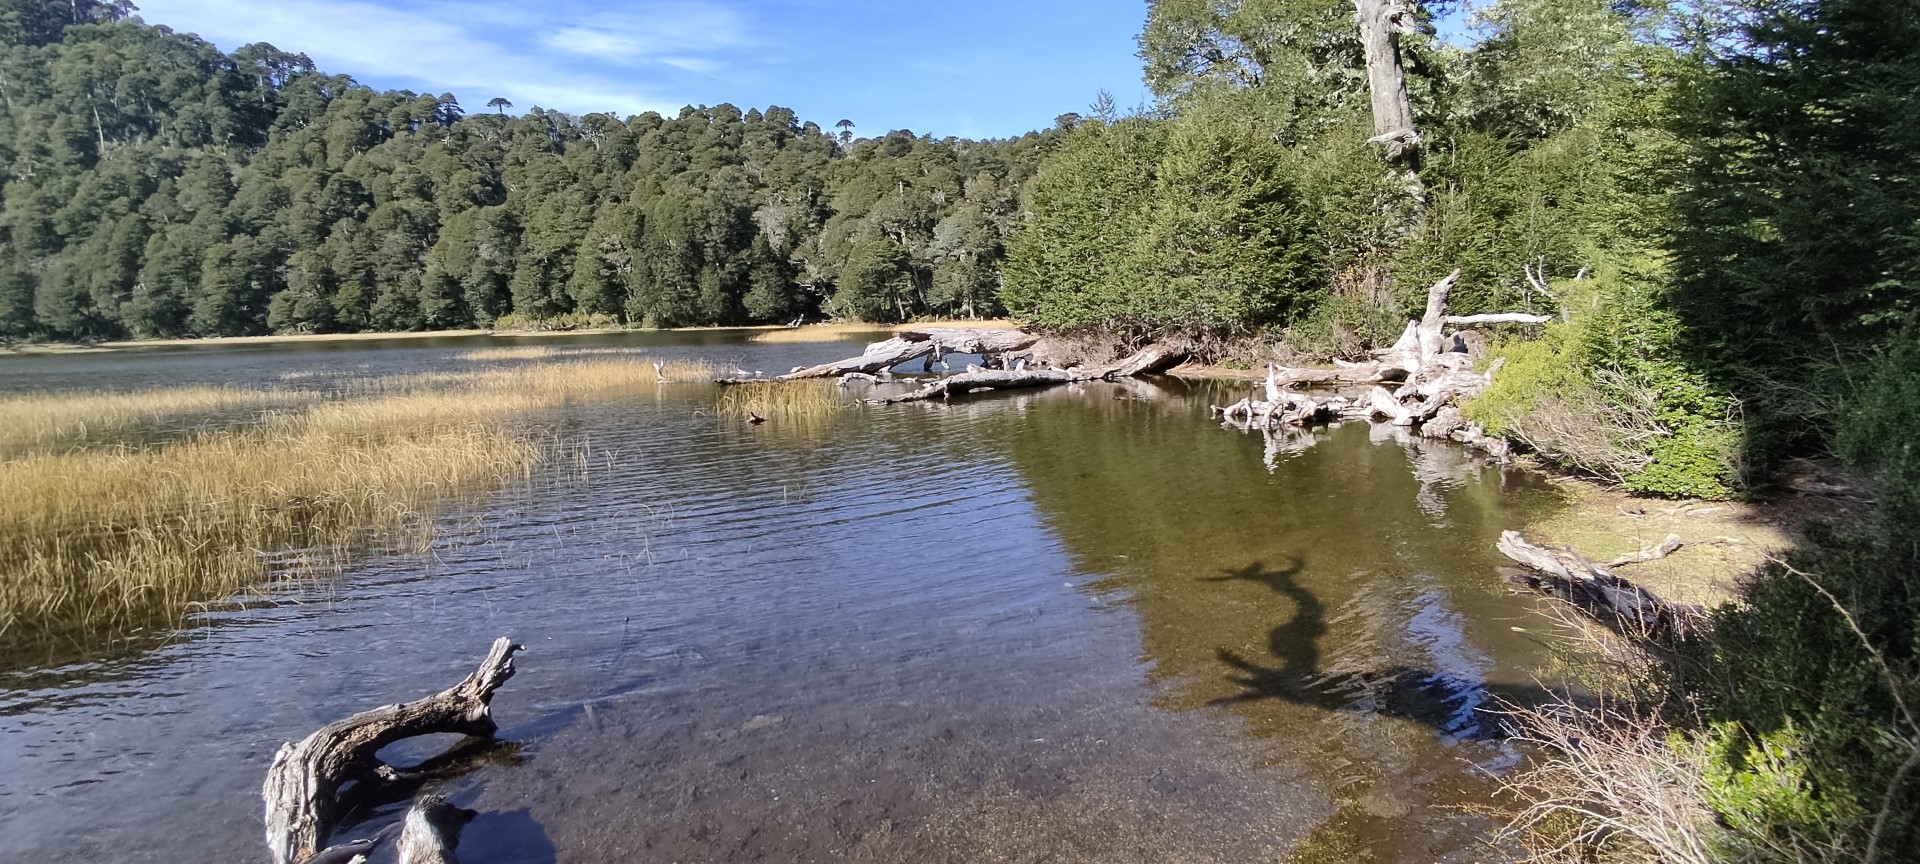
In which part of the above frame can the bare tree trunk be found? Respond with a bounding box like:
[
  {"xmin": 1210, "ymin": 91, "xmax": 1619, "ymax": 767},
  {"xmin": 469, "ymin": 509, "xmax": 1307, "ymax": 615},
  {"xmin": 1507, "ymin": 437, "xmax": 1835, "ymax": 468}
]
[{"xmin": 1354, "ymin": 0, "xmax": 1421, "ymax": 171}]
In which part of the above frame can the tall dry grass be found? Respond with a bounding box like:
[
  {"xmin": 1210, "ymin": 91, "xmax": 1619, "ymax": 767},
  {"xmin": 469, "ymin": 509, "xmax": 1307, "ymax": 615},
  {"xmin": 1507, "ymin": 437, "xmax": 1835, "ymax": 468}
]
[
  {"xmin": 0, "ymin": 401, "xmax": 539, "ymax": 651},
  {"xmin": 716, "ymin": 381, "xmax": 845, "ymax": 421},
  {"xmin": 0, "ymin": 385, "xmax": 319, "ymax": 457},
  {"xmin": 0, "ymin": 354, "xmax": 723, "ymax": 657},
  {"xmin": 750, "ymin": 325, "xmax": 889, "ymax": 344}
]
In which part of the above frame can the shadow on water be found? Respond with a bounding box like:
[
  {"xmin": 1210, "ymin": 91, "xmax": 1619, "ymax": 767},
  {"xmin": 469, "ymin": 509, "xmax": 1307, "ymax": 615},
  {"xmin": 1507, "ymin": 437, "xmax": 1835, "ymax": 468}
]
[
  {"xmin": 1207, "ymin": 560, "xmax": 1549, "ymax": 743},
  {"xmin": 456, "ymin": 808, "xmax": 559, "ymax": 864}
]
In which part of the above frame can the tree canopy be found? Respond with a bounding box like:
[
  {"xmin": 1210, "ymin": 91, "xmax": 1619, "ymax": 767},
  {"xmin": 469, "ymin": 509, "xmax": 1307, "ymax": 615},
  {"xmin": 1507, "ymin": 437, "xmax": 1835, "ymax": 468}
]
[{"xmin": 0, "ymin": 2, "xmax": 1064, "ymax": 339}]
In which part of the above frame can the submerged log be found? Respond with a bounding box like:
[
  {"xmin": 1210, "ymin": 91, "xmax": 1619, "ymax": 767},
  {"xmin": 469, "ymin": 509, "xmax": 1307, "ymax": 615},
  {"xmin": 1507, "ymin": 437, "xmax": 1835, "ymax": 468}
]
[
  {"xmin": 1497, "ymin": 531, "xmax": 1702, "ymax": 635},
  {"xmin": 263, "ymin": 637, "xmax": 522, "ymax": 864},
  {"xmin": 777, "ymin": 328, "xmax": 1039, "ymax": 380}
]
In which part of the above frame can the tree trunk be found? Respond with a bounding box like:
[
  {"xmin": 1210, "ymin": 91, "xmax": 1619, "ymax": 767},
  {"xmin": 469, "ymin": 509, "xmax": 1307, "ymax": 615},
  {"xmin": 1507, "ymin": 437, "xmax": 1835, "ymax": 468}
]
[
  {"xmin": 769, "ymin": 328, "xmax": 1040, "ymax": 381},
  {"xmin": 1354, "ymin": 0, "xmax": 1421, "ymax": 170},
  {"xmin": 864, "ymin": 343, "xmax": 1189, "ymax": 405}
]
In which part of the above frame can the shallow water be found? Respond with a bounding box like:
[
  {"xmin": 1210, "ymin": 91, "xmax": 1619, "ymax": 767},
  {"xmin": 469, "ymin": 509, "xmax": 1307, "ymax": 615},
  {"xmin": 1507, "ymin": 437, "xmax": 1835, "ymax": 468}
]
[{"xmin": 0, "ymin": 331, "xmax": 1562, "ymax": 863}]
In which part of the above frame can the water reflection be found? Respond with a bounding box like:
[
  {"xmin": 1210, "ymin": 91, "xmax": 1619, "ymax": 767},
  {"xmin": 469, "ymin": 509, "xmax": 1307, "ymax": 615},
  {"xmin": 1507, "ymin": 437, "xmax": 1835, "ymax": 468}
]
[
  {"xmin": 0, "ymin": 335, "xmax": 1567, "ymax": 864},
  {"xmin": 1001, "ymin": 391, "xmax": 1558, "ymax": 862}
]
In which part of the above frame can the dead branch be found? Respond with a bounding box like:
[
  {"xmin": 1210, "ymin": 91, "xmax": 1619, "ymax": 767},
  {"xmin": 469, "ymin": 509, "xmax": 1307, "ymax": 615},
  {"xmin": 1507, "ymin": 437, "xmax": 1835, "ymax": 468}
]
[
  {"xmin": 263, "ymin": 637, "xmax": 522, "ymax": 864},
  {"xmin": 395, "ymin": 796, "xmax": 478, "ymax": 864},
  {"xmin": 1497, "ymin": 531, "xmax": 1702, "ymax": 637},
  {"xmin": 1603, "ymin": 534, "xmax": 1684, "ymax": 569},
  {"xmin": 863, "ymin": 343, "xmax": 1187, "ymax": 405}
]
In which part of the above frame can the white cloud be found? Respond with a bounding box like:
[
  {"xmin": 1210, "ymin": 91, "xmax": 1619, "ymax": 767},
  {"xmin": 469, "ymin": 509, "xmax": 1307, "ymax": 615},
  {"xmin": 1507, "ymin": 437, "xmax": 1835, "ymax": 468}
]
[{"xmin": 131, "ymin": 0, "xmax": 754, "ymax": 116}]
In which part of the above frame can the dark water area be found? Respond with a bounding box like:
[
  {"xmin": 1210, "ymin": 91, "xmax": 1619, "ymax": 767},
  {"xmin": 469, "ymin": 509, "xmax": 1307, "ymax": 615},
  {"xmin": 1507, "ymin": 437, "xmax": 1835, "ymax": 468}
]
[{"xmin": 0, "ymin": 331, "xmax": 1563, "ymax": 863}]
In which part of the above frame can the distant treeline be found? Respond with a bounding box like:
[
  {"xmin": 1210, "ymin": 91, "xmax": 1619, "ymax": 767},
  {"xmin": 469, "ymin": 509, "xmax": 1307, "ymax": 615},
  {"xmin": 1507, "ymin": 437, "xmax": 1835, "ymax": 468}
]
[{"xmin": 0, "ymin": 0, "xmax": 1066, "ymax": 339}]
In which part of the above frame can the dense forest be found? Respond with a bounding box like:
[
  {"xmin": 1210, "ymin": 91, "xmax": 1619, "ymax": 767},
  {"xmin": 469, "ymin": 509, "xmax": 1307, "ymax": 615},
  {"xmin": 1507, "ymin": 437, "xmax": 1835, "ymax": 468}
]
[
  {"xmin": 0, "ymin": 0, "xmax": 1065, "ymax": 338},
  {"xmin": 5, "ymin": 0, "xmax": 1919, "ymax": 859}
]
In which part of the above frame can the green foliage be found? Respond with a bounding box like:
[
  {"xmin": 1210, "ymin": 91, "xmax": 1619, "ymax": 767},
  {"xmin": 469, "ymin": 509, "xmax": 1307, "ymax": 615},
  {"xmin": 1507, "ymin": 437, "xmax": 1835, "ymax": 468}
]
[
  {"xmin": 1004, "ymin": 90, "xmax": 1326, "ymax": 338},
  {"xmin": 1670, "ymin": 0, "xmax": 1920, "ymax": 462},
  {"xmin": 0, "ymin": 12, "xmax": 1064, "ymax": 340},
  {"xmin": 1691, "ymin": 723, "xmax": 1856, "ymax": 858},
  {"xmin": 1467, "ymin": 257, "xmax": 1741, "ymax": 498}
]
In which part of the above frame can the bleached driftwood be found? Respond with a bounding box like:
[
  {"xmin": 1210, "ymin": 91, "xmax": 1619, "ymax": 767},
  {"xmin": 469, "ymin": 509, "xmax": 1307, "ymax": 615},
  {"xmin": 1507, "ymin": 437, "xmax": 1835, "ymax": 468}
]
[
  {"xmin": 395, "ymin": 796, "xmax": 477, "ymax": 864},
  {"xmin": 867, "ymin": 368, "xmax": 1081, "ymax": 404},
  {"xmin": 263, "ymin": 637, "xmax": 522, "ymax": 864},
  {"xmin": 1604, "ymin": 533, "xmax": 1685, "ymax": 569},
  {"xmin": 775, "ymin": 328, "xmax": 1039, "ymax": 380},
  {"xmin": 1497, "ymin": 531, "xmax": 1702, "ymax": 635},
  {"xmin": 1227, "ymin": 270, "xmax": 1546, "ymax": 455},
  {"xmin": 865, "ymin": 343, "xmax": 1190, "ymax": 405}
]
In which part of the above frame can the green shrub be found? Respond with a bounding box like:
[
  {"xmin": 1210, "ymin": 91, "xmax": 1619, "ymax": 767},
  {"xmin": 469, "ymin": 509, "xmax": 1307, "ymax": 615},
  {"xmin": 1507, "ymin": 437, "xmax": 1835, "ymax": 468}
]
[
  {"xmin": 1467, "ymin": 254, "xmax": 1741, "ymax": 497},
  {"xmin": 492, "ymin": 311, "xmax": 622, "ymax": 332},
  {"xmin": 1687, "ymin": 340, "xmax": 1920, "ymax": 859}
]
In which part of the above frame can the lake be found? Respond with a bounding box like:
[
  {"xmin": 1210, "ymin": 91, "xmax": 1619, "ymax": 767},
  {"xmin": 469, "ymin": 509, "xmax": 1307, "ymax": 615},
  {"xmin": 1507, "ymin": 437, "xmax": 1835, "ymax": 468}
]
[{"xmin": 0, "ymin": 329, "xmax": 1563, "ymax": 863}]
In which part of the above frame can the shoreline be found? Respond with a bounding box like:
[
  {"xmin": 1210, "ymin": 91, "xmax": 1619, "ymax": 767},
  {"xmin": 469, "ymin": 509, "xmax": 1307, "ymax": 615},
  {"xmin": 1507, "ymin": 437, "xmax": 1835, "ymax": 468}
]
[{"xmin": 0, "ymin": 319, "xmax": 1020, "ymax": 355}]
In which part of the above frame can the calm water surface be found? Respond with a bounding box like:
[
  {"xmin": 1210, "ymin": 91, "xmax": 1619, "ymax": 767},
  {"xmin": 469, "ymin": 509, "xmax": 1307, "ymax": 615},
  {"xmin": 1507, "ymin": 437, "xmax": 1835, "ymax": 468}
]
[{"xmin": 0, "ymin": 331, "xmax": 1563, "ymax": 863}]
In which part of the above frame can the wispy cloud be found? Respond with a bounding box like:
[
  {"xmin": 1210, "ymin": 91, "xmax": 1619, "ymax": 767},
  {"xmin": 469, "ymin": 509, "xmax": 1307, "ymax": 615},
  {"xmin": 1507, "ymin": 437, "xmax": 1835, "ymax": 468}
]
[{"xmin": 133, "ymin": 0, "xmax": 754, "ymax": 115}]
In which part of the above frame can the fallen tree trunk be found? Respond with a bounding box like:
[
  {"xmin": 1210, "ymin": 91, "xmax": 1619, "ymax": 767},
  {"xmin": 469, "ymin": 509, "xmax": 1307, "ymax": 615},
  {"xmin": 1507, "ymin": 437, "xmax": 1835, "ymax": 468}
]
[
  {"xmin": 1102, "ymin": 342, "xmax": 1190, "ymax": 378},
  {"xmin": 864, "ymin": 343, "xmax": 1190, "ymax": 405},
  {"xmin": 263, "ymin": 637, "xmax": 522, "ymax": 864},
  {"xmin": 776, "ymin": 328, "xmax": 1039, "ymax": 380},
  {"xmin": 867, "ymin": 368, "xmax": 1082, "ymax": 404},
  {"xmin": 1497, "ymin": 531, "xmax": 1702, "ymax": 636}
]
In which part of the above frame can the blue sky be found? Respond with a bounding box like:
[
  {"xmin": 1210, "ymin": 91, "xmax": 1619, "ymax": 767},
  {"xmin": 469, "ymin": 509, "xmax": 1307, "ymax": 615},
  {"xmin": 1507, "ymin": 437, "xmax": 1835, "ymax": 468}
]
[{"xmin": 131, "ymin": 0, "xmax": 1155, "ymax": 139}]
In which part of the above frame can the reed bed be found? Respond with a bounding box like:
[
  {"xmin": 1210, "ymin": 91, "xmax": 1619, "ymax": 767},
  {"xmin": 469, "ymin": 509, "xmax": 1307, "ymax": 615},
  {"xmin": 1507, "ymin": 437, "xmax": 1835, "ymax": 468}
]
[
  {"xmin": 716, "ymin": 380, "xmax": 847, "ymax": 421},
  {"xmin": 0, "ymin": 354, "xmax": 724, "ymax": 658},
  {"xmin": 457, "ymin": 347, "xmax": 721, "ymax": 382},
  {"xmin": 0, "ymin": 385, "xmax": 320, "ymax": 457},
  {"xmin": 0, "ymin": 405, "xmax": 539, "ymax": 653},
  {"xmin": 458, "ymin": 345, "xmax": 562, "ymax": 361}
]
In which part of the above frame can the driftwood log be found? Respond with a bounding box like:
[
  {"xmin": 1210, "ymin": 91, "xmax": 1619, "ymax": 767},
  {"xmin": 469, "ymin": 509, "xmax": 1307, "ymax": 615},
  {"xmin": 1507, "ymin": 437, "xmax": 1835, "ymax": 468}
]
[
  {"xmin": 1496, "ymin": 531, "xmax": 1702, "ymax": 635},
  {"xmin": 263, "ymin": 637, "xmax": 522, "ymax": 864},
  {"xmin": 774, "ymin": 328, "xmax": 1040, "ymax": 380},
  {"xmin": 862, "ymin": 343, "xmax": 1190, "ymax": 405},
  {"xmin": 394, "ymin": 796, "xmax": 478, "ymax": 864},
  {"xmin": 1215, "ymin": 269, "xmax": 1548, "ymax": 458}
]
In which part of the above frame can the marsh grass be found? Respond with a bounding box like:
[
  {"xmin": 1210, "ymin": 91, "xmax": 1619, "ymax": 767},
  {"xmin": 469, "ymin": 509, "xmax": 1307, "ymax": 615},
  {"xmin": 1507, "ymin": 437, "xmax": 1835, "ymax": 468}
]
[
  {"xmin": 457, "ymin": 347, "xmax": 720, "ymax": 382},
  {"xmin": 0, "ymin": 407, "xmax": 538, "ymax": 654},
  {"xmin": 748, "ymin": 319, "xmax": 1017, "ymax": 344},
  {"xmin": 0, "ymin": 385, "xmax": 320, "ymax": 457},
  {"xmin": 459, "ymin": 345, "xmax": 563, "ymax": 361},
  {"xmin": 716, "ymin": 381, "xmax": 846, "ymax": 421},
  {"xmin": 0, "ymin": 354, "xmax": 722, "ymax": 659}
]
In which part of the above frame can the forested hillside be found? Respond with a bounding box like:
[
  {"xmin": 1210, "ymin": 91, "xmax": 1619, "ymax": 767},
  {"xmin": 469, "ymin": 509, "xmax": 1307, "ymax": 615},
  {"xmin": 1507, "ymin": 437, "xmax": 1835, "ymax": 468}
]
[{"xmin": 0, "ymin": 0, "xmax": 1062, "ymax": 340}]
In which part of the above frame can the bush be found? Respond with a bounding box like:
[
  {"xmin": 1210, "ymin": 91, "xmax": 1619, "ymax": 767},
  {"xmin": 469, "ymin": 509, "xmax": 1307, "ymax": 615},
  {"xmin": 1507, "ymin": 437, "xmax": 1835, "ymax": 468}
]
[
  {"xmin": 492, "ymin": 311, "xmax": 622, "ymax": 332},
  {"xmin": 1467, "ymin": 255, "xmax": 1741, "ymax": 498},
  {"xmin": 1682, "ymin": 338, "xmax": 1920, "ymax": 861}
]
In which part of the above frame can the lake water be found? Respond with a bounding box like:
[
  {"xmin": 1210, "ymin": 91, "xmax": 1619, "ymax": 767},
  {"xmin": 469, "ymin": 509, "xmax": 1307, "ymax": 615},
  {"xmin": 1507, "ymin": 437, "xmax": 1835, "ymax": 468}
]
[{"xmin": 0, "ymin": 330, "xmax": 1563, "ymax": 863}]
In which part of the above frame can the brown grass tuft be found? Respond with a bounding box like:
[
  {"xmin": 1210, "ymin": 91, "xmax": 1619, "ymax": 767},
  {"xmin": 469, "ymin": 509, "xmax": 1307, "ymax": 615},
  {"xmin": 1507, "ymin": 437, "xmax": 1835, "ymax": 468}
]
[{"xmin": 716, "ymin": 381, "xmax": 845, "ymax": 421}]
